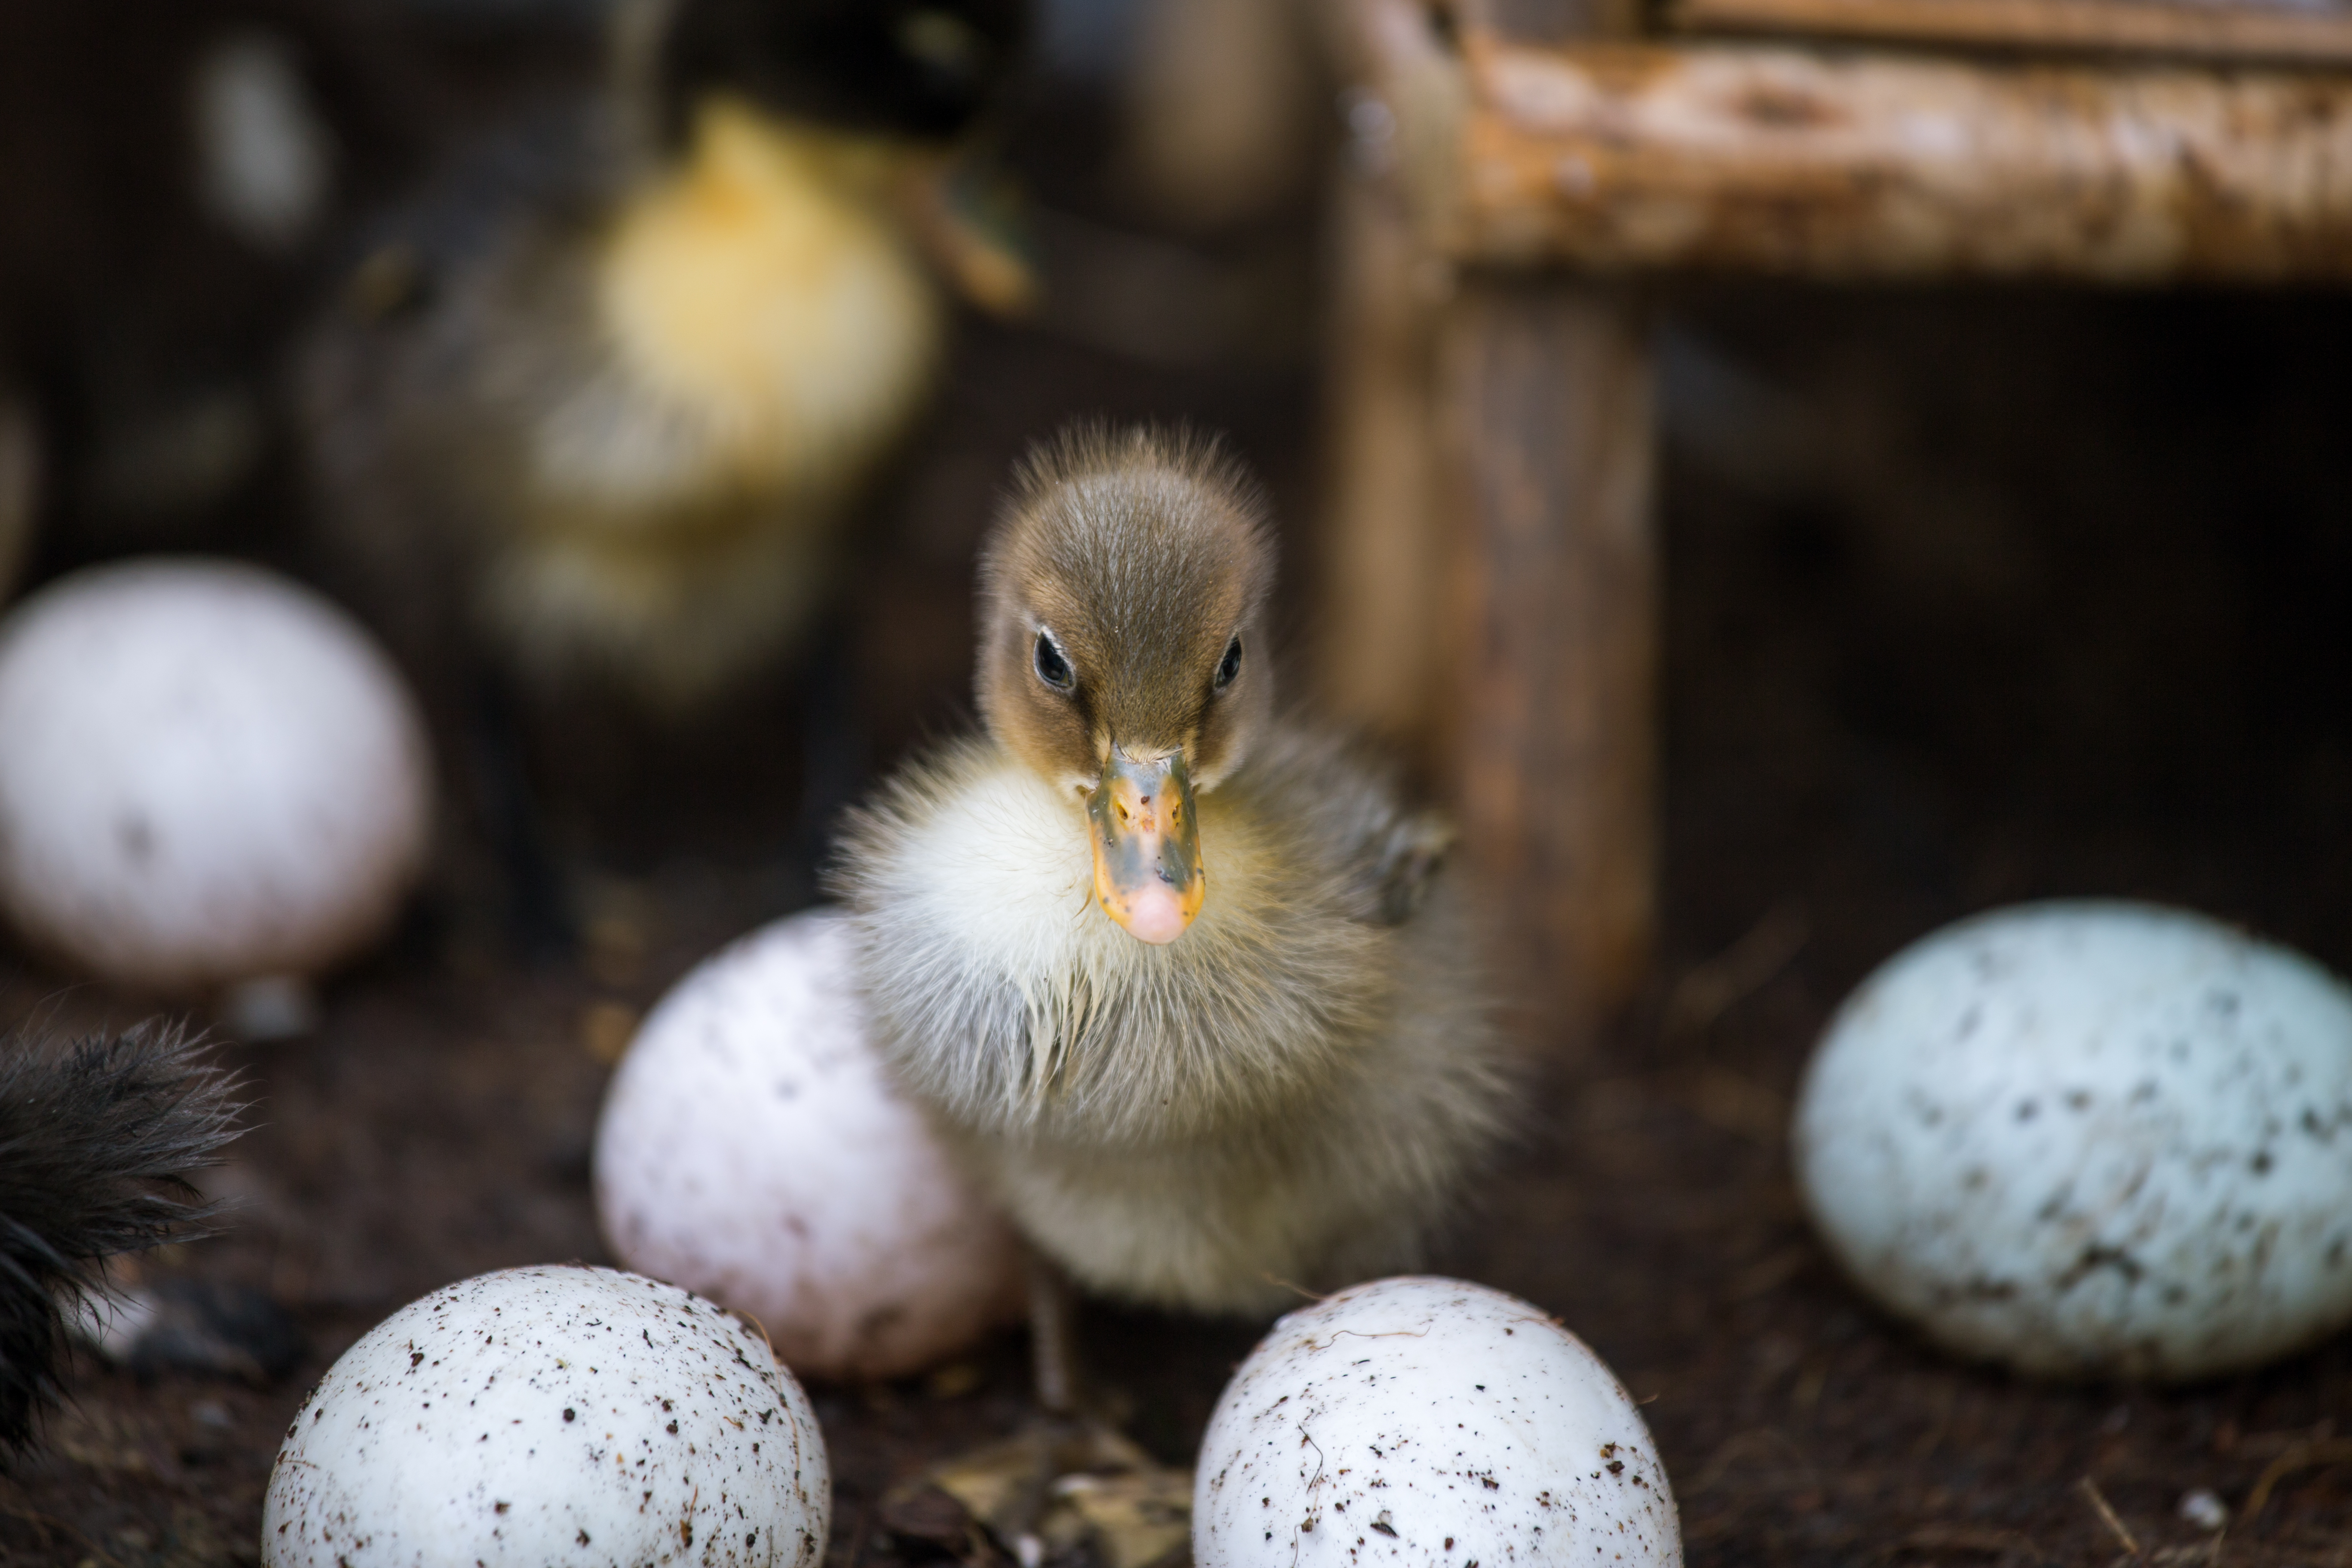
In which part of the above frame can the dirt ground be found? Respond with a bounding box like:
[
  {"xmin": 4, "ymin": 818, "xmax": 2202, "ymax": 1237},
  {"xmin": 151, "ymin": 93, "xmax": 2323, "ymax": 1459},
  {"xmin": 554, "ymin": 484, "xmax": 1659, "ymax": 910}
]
[{"xmin": 6, "ymin": 7, "xmax": 2352, "ymax": 1565}]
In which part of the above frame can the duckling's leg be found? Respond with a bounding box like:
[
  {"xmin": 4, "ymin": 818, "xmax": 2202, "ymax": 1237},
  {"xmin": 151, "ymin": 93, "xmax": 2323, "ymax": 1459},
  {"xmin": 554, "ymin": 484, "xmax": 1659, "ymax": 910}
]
[
  {"xmin": 465, "ymin": 664, "xmax": 576, "ymax": 962},
  {"xmin": 941, "ymin": 1252, "xmax": 1088, "ymax": 1561},
  {"xmin": 897, "ymin": 1253, "xmax": 1193, "ymax": 1568},
  {"xmin": 1027, "ymin": 1247, "xmax": 1083, "ymax": 1416},
  {"xmin": 780, "ymin": 605, "xmax": 868, "ymax": 906}
]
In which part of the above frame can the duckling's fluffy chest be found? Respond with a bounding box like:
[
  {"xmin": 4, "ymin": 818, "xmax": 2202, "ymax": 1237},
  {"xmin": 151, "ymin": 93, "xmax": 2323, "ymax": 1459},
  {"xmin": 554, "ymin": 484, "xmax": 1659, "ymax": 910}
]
[
  {"xmin": 837, "ymin": 739, "xmax": 1394, "ymax": 1149},
  {"xmin": 836, "ymin": 734, "xmax": 1511, "ymax": 1315}
]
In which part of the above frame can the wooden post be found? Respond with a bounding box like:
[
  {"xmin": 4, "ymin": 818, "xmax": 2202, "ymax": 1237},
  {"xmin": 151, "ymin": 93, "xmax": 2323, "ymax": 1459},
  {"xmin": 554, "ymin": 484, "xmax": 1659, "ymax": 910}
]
[
  {"xmin": 1317, "ymin": 0, "xmax": 1662, "ymax": 1034},
  {"xmin": 1436, "ymin": 278, "xmax": 1657, "ymax": 1029},
  {"xmin": 1452, "ymin": 0, "xmax": 1659, "ymax": 1032},
  {"xmin": 1314, "ymin": 159, "xmax": 1449, "ymax": 773}
]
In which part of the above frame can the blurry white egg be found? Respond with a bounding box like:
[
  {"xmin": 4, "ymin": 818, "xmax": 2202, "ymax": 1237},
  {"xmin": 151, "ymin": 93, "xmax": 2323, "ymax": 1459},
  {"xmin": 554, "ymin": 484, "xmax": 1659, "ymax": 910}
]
[
  {"xmin": 0, "ymin": 560, "xmax": 432, "ymax": 992},
  {"xmin": 594, "ymin": 909, "xmax": 1023, "ymax": 1381},
  {"xmin": 1194, "ymin": 1277, "xmax": 1681, "ymax": 1568},
  {"xmin": 263, "ymin": 1264, "xmax": 828, "ymax": 1568},
  {"xmin": 1796, "ymin": 900, "xmax": 2352, "ymax": 1381}
]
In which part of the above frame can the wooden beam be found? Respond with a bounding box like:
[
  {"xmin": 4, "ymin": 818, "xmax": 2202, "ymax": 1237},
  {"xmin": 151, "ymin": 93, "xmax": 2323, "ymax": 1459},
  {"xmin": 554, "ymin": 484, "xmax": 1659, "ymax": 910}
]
[
  {"xmin": 1345, "ymin": 0, "xmax": 2352, "ymax": 282},
  {"xmin": 1468, "ymin": 0, "xmax": 1644, "ymax": 44},
  {"xmin": 1671, "ymin": 0, "xmax": 2352, "ymax": 71}
]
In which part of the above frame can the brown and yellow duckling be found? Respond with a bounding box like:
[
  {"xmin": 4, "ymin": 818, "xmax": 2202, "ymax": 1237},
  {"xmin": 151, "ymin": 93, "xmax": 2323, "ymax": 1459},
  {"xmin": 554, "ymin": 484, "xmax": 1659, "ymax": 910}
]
[{"xmin": 835, "ymin": 427, "xmax": 1512, "ymax": 1328}]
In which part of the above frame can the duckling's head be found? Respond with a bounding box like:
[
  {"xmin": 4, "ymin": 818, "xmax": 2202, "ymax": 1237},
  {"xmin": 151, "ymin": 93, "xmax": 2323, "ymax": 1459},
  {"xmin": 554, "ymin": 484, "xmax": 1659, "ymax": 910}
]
[
  {"xmin": 978, "ymin": 426, "xmax": 1274, "ymax": 946},
  {"xmin": 654, "ymin": 0, "xmax": 1027, "ymax": 147}
]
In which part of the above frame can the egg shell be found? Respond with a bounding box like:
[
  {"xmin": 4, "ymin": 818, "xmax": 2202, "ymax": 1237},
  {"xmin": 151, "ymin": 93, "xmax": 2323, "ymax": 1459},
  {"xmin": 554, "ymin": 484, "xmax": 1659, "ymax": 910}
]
[
  {"xmin": 1194, "ymin": 1276, "xmax": 1681, "ymax": 1568},
  {"xmin": 1796, "ymin": 900, "xmax": 2352, "ymax": 1381},
  {"xmin": 594, "ymin": 909, "xmax": 1023, "ymax": 1381},
  {"xmin": 263, "ymin": 1264, "xmax": 828, "ymax": 1568},
  {"xmin": 0, "ymin": 558, "xmax": 432, "ymax": 990}
]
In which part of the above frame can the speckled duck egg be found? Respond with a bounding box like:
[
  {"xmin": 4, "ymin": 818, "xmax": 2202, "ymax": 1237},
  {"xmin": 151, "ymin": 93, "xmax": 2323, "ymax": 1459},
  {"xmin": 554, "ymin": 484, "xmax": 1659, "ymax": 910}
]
[
  {"xmin": 1796, "ymin": 900, "xmax": 2352, "ymax": 1381},
  {"xmin": 594, "ymin": 909, "xmax": 1022, "ymax": 1381},
  {"xmin": 1194, "ymin": 1277, "xmax": 1681, "ymax": 1568},
  {"xmin": 0, "ymin": 558, "xmax": 431, "ymax": 991},
  {"xmin": 262, "ymin": 1265, "xmax": 828, "ymax": 1568}
]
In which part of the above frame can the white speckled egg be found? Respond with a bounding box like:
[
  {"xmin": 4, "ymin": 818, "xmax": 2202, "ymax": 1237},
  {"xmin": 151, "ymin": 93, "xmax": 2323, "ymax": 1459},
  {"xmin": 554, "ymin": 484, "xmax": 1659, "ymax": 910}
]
[
  {"xmin": 1796, "ymin": 900, "xmax": 2352, "ymax": 1381},
  {"xmin": 0, "ymin": 558, "xmax": 431, "ymax": 991},
  {"xmin": 263, "ymin": 1264, "xmax": 827, "ymax": 1568},
  {"xmin": 1194, "ymin": 1277, "xmax": 1681, "ymax": 1568},
  {"xmin": 594, "ymin": 909, "xmax": 1022, "ymax": 1381}
]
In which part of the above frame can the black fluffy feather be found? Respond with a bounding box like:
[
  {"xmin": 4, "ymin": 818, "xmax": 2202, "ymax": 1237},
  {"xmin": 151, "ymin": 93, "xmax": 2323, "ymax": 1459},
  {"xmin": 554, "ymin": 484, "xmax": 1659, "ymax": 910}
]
[{"xmin": 0, "ymin": 1024, "xmax": 241, "ymax": 1458}]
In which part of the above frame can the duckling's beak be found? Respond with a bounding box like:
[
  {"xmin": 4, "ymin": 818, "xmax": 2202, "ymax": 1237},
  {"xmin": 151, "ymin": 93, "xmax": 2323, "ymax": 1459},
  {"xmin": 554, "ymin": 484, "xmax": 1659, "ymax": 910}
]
[
  {"xmin": 896, "ymin": 147, "xmax": 1039, "ymax": 319},
  {"xmin": 1087, "ymin": 749, "xmax": 1205, "ymax": 945}
]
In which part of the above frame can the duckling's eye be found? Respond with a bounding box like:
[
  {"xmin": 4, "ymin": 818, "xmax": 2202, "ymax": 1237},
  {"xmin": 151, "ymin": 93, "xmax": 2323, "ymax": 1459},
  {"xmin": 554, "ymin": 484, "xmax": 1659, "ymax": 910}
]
[
  {"xmin": 1034, "ymin": 631, "xmax": 1075, "ymax": 691},
  {"xmin": 1214, "ymin": 637, "xmax": 1243, "ymax": 692}
]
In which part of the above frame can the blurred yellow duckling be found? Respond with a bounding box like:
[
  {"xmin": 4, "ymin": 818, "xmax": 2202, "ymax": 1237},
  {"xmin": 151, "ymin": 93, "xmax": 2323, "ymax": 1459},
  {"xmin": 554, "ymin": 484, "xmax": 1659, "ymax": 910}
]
[{"xmin": 300, "ymin": 0, "xmax": 1032, "ymax": 715}]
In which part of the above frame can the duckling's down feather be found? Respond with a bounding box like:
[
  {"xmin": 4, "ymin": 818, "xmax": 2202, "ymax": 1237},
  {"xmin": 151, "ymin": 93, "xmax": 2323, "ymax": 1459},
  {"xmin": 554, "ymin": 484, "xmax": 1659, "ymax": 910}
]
[
  {"xmin": 0, "ymin": 1025, "xmax": 239, "ymax": 1458},
  {"xmin": 833, "ymin": 725, "xmax": 1512, "ymax": 1316}
]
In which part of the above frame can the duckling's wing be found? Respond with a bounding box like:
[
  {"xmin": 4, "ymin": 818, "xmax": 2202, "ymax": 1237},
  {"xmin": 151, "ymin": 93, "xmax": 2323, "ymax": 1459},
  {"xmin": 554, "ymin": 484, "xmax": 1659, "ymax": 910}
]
[
  {"xmin": 1234, "ymin": 724, "xmax": 1457, "ymax": 928},
  {"xmin": 1370, "ymin": 809, "xmax": 1456, "ymax": 925},
  {"xmin": 299, "ymin": 99, "xmax": 622, "ymax": 454},
  {"xmin": 326, "ymin": 100, "xmax": 624, "ymax": 303}
]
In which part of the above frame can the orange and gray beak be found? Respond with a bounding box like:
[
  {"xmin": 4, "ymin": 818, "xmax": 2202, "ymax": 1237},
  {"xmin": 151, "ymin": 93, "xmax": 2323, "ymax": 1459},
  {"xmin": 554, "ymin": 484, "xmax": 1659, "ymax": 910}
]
[{"xmin": 1087, "ymin": 749, "xmax": 1205, "ymax": 945}]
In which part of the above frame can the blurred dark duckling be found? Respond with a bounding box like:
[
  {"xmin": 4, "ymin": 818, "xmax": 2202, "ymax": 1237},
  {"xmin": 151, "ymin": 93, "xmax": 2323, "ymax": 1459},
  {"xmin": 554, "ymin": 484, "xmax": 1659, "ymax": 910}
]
[
  {"xmin": 835, "ymin": 427, "xmax": 1512, "ymax": 1326},
  {"xmin": 0, "ymin": 1025, "xmax": 242, "ymax": 1459},
  {"xmin": 298, "ymin": 0, "xmax": 1032, "ymax": 717}
]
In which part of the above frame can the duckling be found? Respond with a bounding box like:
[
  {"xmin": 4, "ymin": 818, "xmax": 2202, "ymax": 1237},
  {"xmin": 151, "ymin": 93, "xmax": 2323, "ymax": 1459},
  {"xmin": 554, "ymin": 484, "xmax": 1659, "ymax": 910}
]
[
  {"xmin": 298, "ymin": 0, "xmax": 1031, "ymax": 716},
  {"xmin": 833, "ymin": 426, "xmax": 1512, "ymax": 1325}
]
